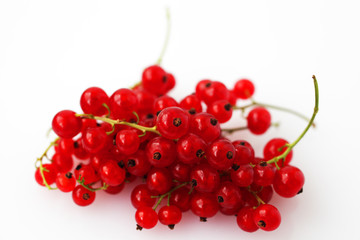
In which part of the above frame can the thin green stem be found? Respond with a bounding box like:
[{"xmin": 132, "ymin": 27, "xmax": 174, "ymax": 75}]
[
  {"xmin": 102, "ymin": 103, "xmax": 111, "ymax": 118},
  {"xmin": 156, "ymin": 8, "xmax": 171, "ymax": 65},
  {"xmin": 267, "ymin": 75, "xmax": 319, "ymax": 165},
  {"xmin": 222, "ymin": 126, "xmax": 248, "ymax": 134},
  {"xmin": 152, "ymin": 182, "xmax": 189, "ymax": 210},
  {"xmin": 77, "ymin": 177, "xmax": 108, "ymax": 192}
]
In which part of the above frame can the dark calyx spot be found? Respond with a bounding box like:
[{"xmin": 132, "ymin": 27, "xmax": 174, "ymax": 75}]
[
  {"xmin": 168, "ymin": 224, "xmax": 175, "ymax": 230},
  {"xmin": 239, "ymin": 142, "xmax": 245, "ymax": 146},
  {"xmin": 147, "ymin": 113, "xmax": 154, "ymax": 119},
  {"xmin": 113, "ymin": 135, "xmax": 117, "ymax": 145},
  {"xmin": 200, "ymin": 217, "xmax": 207, "ymax": 222},
  {"xmin": 75, "ymin": 164, "xmax": 82, "ymax": 171},
  {"xmin": 224, "ymin": 103, "xmax": 232, "ymax": 111},
  {"xmin": 217, "ymin": 196, "xmax": 224, "ymax": 203},
  {"xmin": 127, "ymin": 159, "xmax": 136, "ymax": 167},
  {"xmin": 83, "ymin": 193, "xmax": 90, "ymax": 200},
  {"xmin": 153, "ymin": 152, "xmax": 161, "ymax": 160},
  {"xmin": 65, "ymin": 172, "xmax": 73, "ymax": 179},
  {"xmin": 188, "ymin": 108, "xmax": 196, "ymax": 115},
  {"xmin": 205, "ymin": 82, "xmax": 212, "ymax": 88},
  {"xmin": 118, "ymin": 161, "xmax": 125, "ymax": 168},
  {"xmin": 126, "ymin": 171, "xmax": 131, "ymax": 178},
  {"xmin": 232, "ymin": 164, "xmax": 240, "ymax": 171},
  {"xmin": 96, "ymin": 122, "xmax": 101, "ymax": 127},
  {"xmin": 73, "ymin": 141, "xmax": 79, "ymax": 148},
  {"xmin": 297, "ymin": 188, "xmax": 303, "ymax": 194},
  {"xmin": 196, "ymin": 149, "xmax": 205, "ymax": 158},
  {"xmin": 156, "ymin": 111, "xmax": 161, "ymax": 116},
  {"xmin": 173, "ymin": 118, "xmax": 182, "ymax": 127},
  {"xmin": 258, "ymin": 220, "xmax": 266, "ymax": 228},
  {"xmin": 191, "ymin": 179, "xmax": 197, "ymax": 187},
  {"xmin": 260, "ymin": 161, "xmax": 268, "ymax": 167},
  {"xmin": 210, "ymin": 118, "xmax": 218, "ymax": 126},
  {"xmin": 162, "ymin": 75, "xmax": 168, "ymax": 83},
  {"xmin": 226, "ymin": 151, "xmax": 233, "ymax": 159},
  {"xmin": 136, "ymin": 224, "xmax": 143, "ymax": 231}
]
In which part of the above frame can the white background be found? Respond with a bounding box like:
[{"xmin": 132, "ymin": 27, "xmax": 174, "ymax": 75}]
[{"xmin": 1, "ymin": 0, "xmax": 359, "ymax": 239}]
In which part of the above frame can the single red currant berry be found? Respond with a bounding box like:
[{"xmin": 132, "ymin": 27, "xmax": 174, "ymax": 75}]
[
  {"xmin": 146, "ymin": 168, "xmax": 173, "ymax": 195},
  {"xmin": 82, "ymin": 127, "xmax": 107, "ymax": 153},
  {"xmin": 52, "ymin": 153, "xmax": 73, "ymax": 173},
  {"xmin": 176, "ymin": 133, "xmax": 207, "ymax": 165},
  {"xmin": 195, "ymin": 79, "xmax": 212, "ymax": 100},
  {"xmin": 146, "ymin": 137, "xmax": 176, "ymax": 168},
  {"xmin": 179, "ymin": 94, "xmax": 202, "ymax": 114},
  {"xmin": 131, "ymin": 184, "xmax": 156, "ymax": 209},
  {"xmin": 125, "ymin": 150, "xmax": 151, "ymax": 177},
  {"xmin": 233, "ymin": 79, "xmax": 255, "ymax": 99},
  {"xmin": 189, "ymin": 113, "xmax": 221, "ymax": 143},
  {"xmin": 104, "ymin": 182, "xmax": 125, "ymax": 195},
  {"xmin": 227, "ymin": 90, "xmax": 237, "ymax": 106},
  {"xmin": 81, "ymin": 118, "xmax": 98, "ymax": 133},
  {"xmin": 35, "ymin": 164, "xmax": 57, "ymax": 186},
  {"xmin": 263, "ymin": 138, "xmax": 293, "ymax": 166},
  {"xmin": 54, "ymin": 138, "xmax": 74, "ymax": 156},
  {"xmin": 73, "ymin": 139, "xmax": 90, "ymax": 160},
  {"xmin": 135, "ymin": 206, "xmax": 158, "ymax": 230},
  {"xmin": 247, "ymin": 107, "xmax": 271, "ymax": 135},
  {"xmin": 169, "ymin": 187, "xmax": 191, "ymax": 212},
  {"xmin": 158, "ymin": 205, "xmax": 182, "ymax": 229},
  {"xmin": 99, "ymin": 160, "xmax": 126, "ymax": 186},
  {"xmin": 216, "ymin": 181, "xmax": 242, "ymax": 210},
  {"xmin": 165, "ymin": 72, "xmax": 176, "ymax": 92},
  {"xmin": 207, "ymin": 100, "xmax": 233, "ymax": 123},
  {"xmin": 273, "ymin": 165, "xmax": 305, "ymax": 198},
  {"xmin": 56, "ymin": 172, "xmax": 76, "ymax": 192},
  {"xmin": 207, "ymin": 139, "xmax": 236, "ymax": 170},
  {"xmin": 190, "ymin": 192, "xmax": 219, "ymax": 221},
  {"xmin": 253, "ymin": 204, "xmax": 281, "ymax": 231},
  {"xmin": 232, "ymin": 140, "xmax": 255, "ymax": 158},
  {"xmin": 80, "ymin": 87, "xmax": 109, "ymax": 116},
  {"xmin": 236, "ymin": 206, "xmax": 259, "ymax": 232},
  {"xmin": 253, "ymin": 162, "xmax": 276, "ymax": 186},
  {"xmin": 52, "ymin": 110, "xmax": 82, "ymax": 139},
  {"xmin": 134, "ymin": 89, "xmax": 156, "ymax": 114},
  {"xmin": 190, "ymin": 164, "xmax": 220, "ymax": 193},
  {"xmin": 109, "ymin": 88, "xmax": 138, "ymax": 119},
  {"xmin": 156, "ymin": 107, "xmax": 190, "ymax": 140},
  {"xmin": 72, "ymin": 185, "xmax": 96, "ymax": 207},
  {"xmin": 153, "ymin": 95, "xmax": 179, "ymax": 115},
  {"xmin": 142, "ymin": 65, "xmax": 168, "ymax": 96},
  {"xmin": 231, "ymin": 164, "xmax": 254, "ymax": 187},
  {"xmin": 169, "ymin": 161, "xmax": 191, "ymax": 182},
  {"xmin": 200, "ymin": 81, "xmax": 229, "ymax": 105},
  {"xmin": 115, "ymin": 129, "xmax": 140, "ymax": 155},
  {"xmin": 232, "ymin": 141, "xmax": 255, "ymax": 165},
  {"xmin": 219, "ymin": 205, "xmax": 242, "ymax": 216}
]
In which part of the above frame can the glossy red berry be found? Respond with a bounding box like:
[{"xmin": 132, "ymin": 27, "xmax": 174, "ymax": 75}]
[
  {"xmin": 169, "ymin": 161, "xmax": 191, "ymax": 182},
  {"xmin": 104, "ymin": 182, "xmax": 125, "ymax": 195},
  {"xmin": 169, "ymin": 187, "xmax": 191, "ymax": 212},
  {"xmin": 82, "ymin": 127, "xmax": 107, "ymax": 153},
  {"xmin": 247, "ymin": 107, "xmax": 271, "ymax": 135},
  {"xmin": 135, "ymin": 206, "xmax": 158, "ymax": 230},
  {"xmin": 189, "ymin": 113, "xmax": 221, "ymax": 143},
  {"xmin": 180, "ymin": 94, "xmax": 202, "ymax": 114},
  {"xmin": 158, "ymin": 205, "xmax": 182, "ymax": 229},
  {"xmin": 74, "ymin": 164, "xmax": 99, "ymax": 185},
  {"xmin": 232, "ymin": 142, "xmax": 255, "ymax": 165},
  {"xmin": 156, "ymin": 107, "xmax": 189, "ymax": 140},
  {"xmin": 216, "ymin": 181, "xmax": 242, "ymax": 210},
  {"xmin": 52, "ymin": 153, "xmax": 73, "ymax": 173},
  {"xmin": 264, "ymin": 138, "xmax": 293, "ymax": 166},
  {"xmin": 207, "ymin": 100, "xmax": 233, "ymax": 123},
  {"xmin": 116, "ymin": 129, "xmax": 140, "ymax": 155},
  {"xmin": 72, "ymin": 185, "xmax": 96, "ymax": 207},
  {"xmin": 195, "ymin": 79, "xmax": 212, "ymax": 100},
  {"xmin": 253, "ymin": 162, "xmax": 276, "ymax": 186},
  {"xmin": 146, "ymin": 168, "xmax": 173, "ymax": 195},
  {"xmin": 99, "ymin": 160, "xmax": 126, "ymax": 186},
  {"xmin": 146, "ymin": 137, "xmax": 176, "ymax": 168},
  {"xmin": 165, "ymin": 73, "xmax": 176, "ymax": 92},
  {"xmin": 176, "ymin": 133, "xmax": 206, "ymax": 165},
  {"xmin": 190, "ymin": 192, "xmax": 219, "ymax": 220},
  {"xmin": 200, "ymin": 81, "xmax": 229, "ymax": 105},
  {"xmin": 131, "ymin": 184, "xmax": 156, "ymax": 209},
  {"xmin": 233, "ymin": 79, "xmax": 255, "ymax": 99},
  {"xmin": 109, "ymin": 88, "xmax": 138, "ymax": 119},
  {"xmin": 80, "ymin": 87, "xmax": 109, "ymax": 116},
  {"xmin": 190, "ymin": 164, "xmax": 220, "ymax": 193},
  {"xmin": 273, "ymin": 165, "xmax": 305, "ymax": 198},
  {"xmin": 134, "ymin": 89, "xmax": 156, "ymax": 114},
  {"xmin": 56, "ymin": 172, "xmax": 76, "ymax": 192},
  {"xmin": 142, "ymin": 65, "xmax": 168, "ymax": 96},
  {"xmin": 73, "ymin": 139, "xmax": 90, "ymax": 160},
  {"xmin": 54, "ymin": 138, "xmax": 74, "ymax": 156},
  {"xmin": 236, "ymin": 206, "xmax": 259, "ymax": 232},
  {"xmin": 153, "ymin": 95, "xmax": 179, "ymax": 115},
  {"xmin": 35, "ymin": 164, "xmax": 57, "ymax": 186},
  {"xmin": 52, "ymin": 110, "xmax": 82, "ymax": 139},
  {"xmin": 253, "ymin": 204, "xmax": 281, "ymax": 231},
  {"xmin": 231, "ymin": 164, "xmax": 254, "ymax": 187},
  {"xmin": 207, "ymin": 139, "xmax": 236, "ymax": 170},
  {"xmin": 125, "ymin": 150, "xmax": 151, "ymax": 177}
]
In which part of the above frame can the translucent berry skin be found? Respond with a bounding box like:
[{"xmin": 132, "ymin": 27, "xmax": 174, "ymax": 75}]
[
  {"xmin": 227, "ymin": 90, "xmax": 237, "ymax": 106},
  {"xmin": 169, "ymin": 161, "xmax": 191, "ymax": 182},
  {"xmin": 154, "ymin": 95, "xmax": 179, "ymax": 115},
  {"xmin": 190, "ymin": 192, "xmax": 219, "ymax": 219},
  {"xmin": 195, "ymin": 79, "xmax": 212, "ymax": 100},
  {"xmin": 131, "ymin": 184, "xmax": 156, "ymax": 209},
  {"xmin": 73, "ymin": 139, "xmax": 90, "ymax": 160},
  {"xmin": 125, "ymin": 150, "xmax": 151, "ymax": 177},
  {"xmin": 135, "ymin": 206, "xmax": 158, "ymax": 229},
  {"xmin": 207, "ymin": 100, "xmax": 233, "ymax": 123},
  {"xmin": 207, "ymin": 139, "xmax": 236, "ymax": 170},
  {"xmin": 247, "ymin": 107, "xmax": 271, "ymax": 135},
  {"xmin": 156, "ymin": 107, "xmax": 190, "ymax": 140},
  {"xmin": 74, "ymin": 164, "xmax": 99, "ymax": 185},
  {"xmin": 146, "ymin": 137, "xmax": 176, "ymax": 168},
  {"xmin": 273, "ymin": 166, "xmax": 305, "ymax": 198},
  {"xmin": 253, "ymin": 204, "xmax": 281, "ymax": 231},
  {"xmin": 190, "ymin": 164, "xmax": 220, "ymax": 193},
  {"xmin": 35, "ymin": 164, "xmax": 57, "ymax": 186},
  {"xmin": 80, "ymin": 87, "xmax": 109, "ymax": 116},
  {"xmin": 180, "ymin": 94, "xmax": 203, "ymax": 114},
  {"xmin": 216, "ymin": 181, "xmax": 242, "ymax": 209},
  {"xmin": 233, "ymin": 143, "xmax": 255, "ymax": 166},
  {"xmin": 165, "ymin": 73, "xmax": 176, "ymax": 92},
  {"xmin": 219, "ymin": 205, "xmax": 242, "ymax": 216},
  {"xmin": 52, "ymin": 153, "xmax": 73, "ymax": 173},
  {"xmin": 253, "ymin": 163, "xmax": 276, "ymax": 186},
  {"xmin": 242, "ymin": 185, "xmax": 274, "ymax": 207},
  {"xmin": 56, "ymin": 172, "xmax": 76, "ymax": 192},
  {"xmin": 134, "ymin": 89, "xmax": 156, "ymax": 114},
  {"xmin": 142, "ymin": 65, "xmax": 168, "ymax": 96},
  {"xmin": 158, "ymin": 205, "xmax": 182, "ymax": 227},
  {"xmin": 109, "ymin": 88, "xmax": 138, "ymax": 119},
  {"xmin": 233, "ymin": 79, "xmax": 255, "ymax": 99},
  {"xmin": 82, "ymin": 127, "xmax": 107, "ymax": 154},
  {"xmin": 231, "ymin": 164, "xmax": 254, "ymax": 187},
  {"xmin": 236, "ymin": 206, "xmax": 259, "ymax": 232},
  {"xmin": 146, "ymin": 168, "xmax": 173, "ymax": 195},
  {"xmin": 169, "ymin": 187, "xmax": 191, "ymax": 212},
  {"xmin": 116, "ymin": 129, "xmax": 140, "ymax": 156},
  {"xmin": 200, "ymin": 81, "xmax": 229, "ymax": 105},
  {"xmin": 54, "ymin": 138, "xmax": 74, "ymax": 156},
  {"xmin": 189, "ymin": 113, "xmax": 221, "ymax": 143},
  {"xmin": 72, "ymin": 185, "xmax": 96, "ymax": 207},
  {"xmin": 264, "ymin": 138, "xmax": 293, "ymax": 166},
  {"xmin": 176, "ymin": 133, "xmax": 207, "ymax": 165},
  {"xmin": 104, "ymin": 183, "xmax": 125, "ymax": 195},
  {"xmin": 232, "ymin": 140, "xmax": 255, "ymax": 159},
  {"xmin": 98, "ymin": 160, "xmax": 126, "ymax": 186},
  {"xmin": 52, "ymin": 110, "xmax": 82, "ymax": 139}
]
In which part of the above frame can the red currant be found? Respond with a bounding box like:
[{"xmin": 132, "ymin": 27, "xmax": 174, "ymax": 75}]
[
  {"xmin": 176, "ymin": 133, "xmax": 206, "ymax": 165},
  {"xmin": 156, "ymin": 107, "xmax": 189, "ymax": 140},
  {"xmin": 99, "ymin": 160, "xmax": 126, "ymax": 186},
  {"xmin": 273, "ymin": 165, "xmax": 304, "ymax": 198},
  {"xmin": 263, "ymin": 138, "xmax": 293, "ymax": 166},
  {"xmin": 233, "ymin": 79, "xmax": 255, "ymax": 99},
  {"xmin": 236, "ymin": 206, "xmax": 259, "ymax": 232},
  {"xmin": 190, "ymin": 192, "xmax": 219, "ymax": 221},
  {"xmin": 56, "ymin": 172, "xmax": 76, "ymax": 192},
  {"xmin": 131, "ymin": 184, "xmax": 156, "ymax": 209},
  {"xmin": 80, "ymin": 87, "xmax": 109, "ymax": 116},
  {"xmin": 207, "ymin": 100, "xmax": 233, "ymax": 123},
  {"xmin": 72, "ymin": 185, "xmax": 96, "ymax": 207},
  {"xmin": 158, "ymin": 205, "xmax": 182, "ymax": 229},
  {"xmin": 190, "ymin": 164, "xmax": 220, "ymax": 193},
  {"xmin": 52, "ymin": 110, "xmax": 82, "ymax": 139},
  {"xmin": 253, "ymin": 204, "xmax": 281, "ymax": 231},
  {"xmin": 146, "ymin": 137, "xmax": 176, "ymax": 168},
  {"xmin": 146, "ymin": 168, "xmax": 173, "ymax": 195},
  {"xmin": 247, "ymin": 107, "xmax": 271, "ymax": 135},
  {"xmin": 135, "ymin": 206, "xmax": 158, "ymax": 230}
]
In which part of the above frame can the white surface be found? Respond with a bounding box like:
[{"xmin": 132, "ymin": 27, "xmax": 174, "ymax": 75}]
[{"xmin": 1, "ymin": 0, "xmax": 360, "ymax": 239}]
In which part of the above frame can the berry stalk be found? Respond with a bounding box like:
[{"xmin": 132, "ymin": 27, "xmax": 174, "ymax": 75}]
[{"xmin": 151, "ymin": 181, "xmax": 189, "ymax": 210}]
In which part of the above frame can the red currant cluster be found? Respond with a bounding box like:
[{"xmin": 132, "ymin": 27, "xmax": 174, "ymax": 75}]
[{"xmin": 35, "ymin": 64, "xmax": 318, "ymax": 232}]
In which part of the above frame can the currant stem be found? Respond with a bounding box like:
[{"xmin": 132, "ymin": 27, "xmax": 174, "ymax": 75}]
[
  {"xmin": 267, "ymin": 75, "xmax": 319, "ymax": 165},
  {"xmin": 151, "ymin": 182, "xmax": 189, "ymax": 210},
  {"xmin": 156, "ymin": 7, "xmax": 171, "ymax": 65},
  {"xmin": 247, "ymin": 187, "xmax": 265, "ymax": 206},
  {"xmin": 77, "ymin": 176, "xmax": 109, "ymax": 192},
  {"xmin": 222, "ymin": 122, "xmax": 279, "ymax": 134}
]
